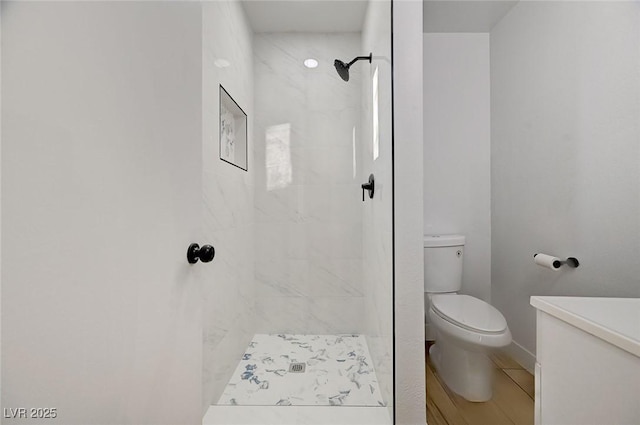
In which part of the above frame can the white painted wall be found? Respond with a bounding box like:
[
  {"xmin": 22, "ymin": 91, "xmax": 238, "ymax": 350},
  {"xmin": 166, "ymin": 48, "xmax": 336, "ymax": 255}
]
[
  {"xmin": 2, "ymin": 3, "xmax": 203, "ymax": 423},
  {"xmin": 422, "ymin": 1, "xmax": 517, "ymax": 33},
  {"xmin": 252, "ymin": 33, "xmax": 365, "ymax": 334},
  {"xmin": 201, "ymin": 0, "xmax": 256, "ymax": 410},
  {"xmin": 393, "ymin": 1, "xmax": 426, "ymax": 423},
  {"xmin": 361, "ymin": 0, "xmax": 394, "ymax": 413},
  {"xmin": 491, "ymin": 1, "xmax": 640, "ymax": 368},
  {"xmin": 423, "ymin": 34, "xmax": 491, "ymax": 305}
]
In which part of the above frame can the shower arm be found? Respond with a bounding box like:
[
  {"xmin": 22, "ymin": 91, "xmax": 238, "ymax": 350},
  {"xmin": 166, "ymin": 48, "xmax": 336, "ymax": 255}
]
[{"xmin": 347, "ymin": 54, "xmax": 372, "ymax": 67}]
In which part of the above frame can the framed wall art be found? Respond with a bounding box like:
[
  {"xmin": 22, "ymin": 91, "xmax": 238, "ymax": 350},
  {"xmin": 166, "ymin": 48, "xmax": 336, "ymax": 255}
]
[{"xmin": 219, "ymin": 85, "xmax": 248, "ymax": 171}]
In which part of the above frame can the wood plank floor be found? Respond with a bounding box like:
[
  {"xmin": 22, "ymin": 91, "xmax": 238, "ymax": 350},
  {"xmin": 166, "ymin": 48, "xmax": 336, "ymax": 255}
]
[{"xmin": 426, "ymin": 342, "xmax": 534, "ymax": 425}]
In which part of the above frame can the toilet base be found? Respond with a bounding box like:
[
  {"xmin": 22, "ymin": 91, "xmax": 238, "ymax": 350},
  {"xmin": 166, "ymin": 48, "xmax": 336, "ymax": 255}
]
[{"xmin": 429, "ymin": 338, "xmax": 494, "ymax": 402}]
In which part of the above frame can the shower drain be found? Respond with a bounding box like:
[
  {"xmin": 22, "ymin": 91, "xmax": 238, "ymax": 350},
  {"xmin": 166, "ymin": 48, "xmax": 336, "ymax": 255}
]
[{"xmin": 288, "ymin": 362, "xmax": 306, "ymax": 373}]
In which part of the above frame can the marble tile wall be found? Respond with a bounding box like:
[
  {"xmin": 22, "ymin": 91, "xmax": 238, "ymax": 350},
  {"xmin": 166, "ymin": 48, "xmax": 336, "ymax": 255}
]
[
  {"xmin": 202, "ymin": 1, "xmax": 256, "ymax": 412},
  {"xmin": 253, "ymin": 33, "xmax": 365, "ymax": 335},
  {"xmin": 361, "ymin": 0, "xmax": 394, "ymax": 414}
]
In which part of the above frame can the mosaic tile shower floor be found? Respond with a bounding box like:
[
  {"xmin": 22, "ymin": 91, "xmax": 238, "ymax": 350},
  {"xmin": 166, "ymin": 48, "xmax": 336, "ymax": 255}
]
[{"xmin": 217, "ymin": 334, "xmax": 385, "ymax": 407}]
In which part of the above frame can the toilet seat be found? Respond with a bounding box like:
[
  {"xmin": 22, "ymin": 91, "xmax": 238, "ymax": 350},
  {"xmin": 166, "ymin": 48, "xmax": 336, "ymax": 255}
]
[
  {"xmin": 431, "ymin": 294, "xmax": 507, "ymax": 334},
  {"xmin": 429, "ymin": 294, "xmax": 511, "ymax": 350}
]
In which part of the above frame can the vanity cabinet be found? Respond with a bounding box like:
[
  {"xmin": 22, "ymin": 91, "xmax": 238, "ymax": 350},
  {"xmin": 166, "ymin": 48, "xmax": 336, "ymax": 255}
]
[{"xmin": 531, "ymin": 297, "xmax": 640, "ymax": 425}]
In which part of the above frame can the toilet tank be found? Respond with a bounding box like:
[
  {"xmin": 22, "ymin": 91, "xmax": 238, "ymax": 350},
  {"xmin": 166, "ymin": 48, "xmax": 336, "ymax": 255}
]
[{"xmin": 424, "ymin": 235, "xmax": 465, "ymax": 293}]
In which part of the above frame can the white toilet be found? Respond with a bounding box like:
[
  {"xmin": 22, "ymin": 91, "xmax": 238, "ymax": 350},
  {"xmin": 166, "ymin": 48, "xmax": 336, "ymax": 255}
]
[{"xmin": 424, "ymin": 234, "xmax": 511, "ymax": 402}]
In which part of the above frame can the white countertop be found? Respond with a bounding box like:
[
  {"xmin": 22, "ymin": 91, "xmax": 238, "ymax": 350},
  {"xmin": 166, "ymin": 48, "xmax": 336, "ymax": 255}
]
[{"xmin": 530, "ymin": 296, "xmax": 640, "ymax": 358}]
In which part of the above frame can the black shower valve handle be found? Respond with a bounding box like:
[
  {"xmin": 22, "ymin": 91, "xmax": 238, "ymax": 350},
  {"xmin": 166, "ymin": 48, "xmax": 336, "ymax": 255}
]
[
  {"xmin": 361, "ymin": 174, "xmax": 375, "ymax": 201},
  {"xmin": 187, "ymin": 243, "xmax": 215, "ymax": 264}
]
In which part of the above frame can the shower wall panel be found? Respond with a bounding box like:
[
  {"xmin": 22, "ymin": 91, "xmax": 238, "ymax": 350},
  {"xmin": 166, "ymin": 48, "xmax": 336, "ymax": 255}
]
[
  {"xmin": 201, "ymin": 1, "xmax": 256, "ymax": 410},
  {"xmin": 253, "ymin": 33, "xmax": 364, "ymax": 334},
  {"xmin": 361, "ymin": 0, "xmax": 394, "ymax": 412}
]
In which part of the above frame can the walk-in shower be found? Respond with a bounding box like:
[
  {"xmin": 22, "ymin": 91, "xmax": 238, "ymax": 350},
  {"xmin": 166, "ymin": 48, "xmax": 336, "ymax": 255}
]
[{"xmin": 201, "ymin": 1, "xmax": 395, "ymax": 423}]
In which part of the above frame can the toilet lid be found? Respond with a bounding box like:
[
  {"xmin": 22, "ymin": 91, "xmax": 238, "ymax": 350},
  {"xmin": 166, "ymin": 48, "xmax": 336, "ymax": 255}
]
[{"xmin": 431, "ymin": 294, "xmax": 507, "ymax": 333}]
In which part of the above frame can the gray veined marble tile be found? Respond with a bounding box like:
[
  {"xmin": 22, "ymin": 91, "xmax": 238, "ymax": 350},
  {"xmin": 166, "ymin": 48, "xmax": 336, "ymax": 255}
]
[{"xmin": 216, "ymin": 334, "xmax": 384, "ymax": 407}]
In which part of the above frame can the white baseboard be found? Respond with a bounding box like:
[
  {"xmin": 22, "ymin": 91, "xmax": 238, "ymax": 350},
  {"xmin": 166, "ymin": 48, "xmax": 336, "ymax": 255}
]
[{"xmin": 504, "ymin": 340, "xmax": 536, "ymax": 373}]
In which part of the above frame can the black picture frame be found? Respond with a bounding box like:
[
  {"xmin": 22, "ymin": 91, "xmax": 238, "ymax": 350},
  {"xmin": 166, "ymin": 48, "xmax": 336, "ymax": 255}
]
[{"xmin": 219, "ymin": 85, "xmax": 248, "ymax": 171}]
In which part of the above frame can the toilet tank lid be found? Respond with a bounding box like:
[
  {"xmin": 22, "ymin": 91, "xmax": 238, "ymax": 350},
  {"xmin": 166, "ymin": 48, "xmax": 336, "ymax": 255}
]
[{"xmin": 424, "ymin": 234, "xmax": 465, "ymax": 247}]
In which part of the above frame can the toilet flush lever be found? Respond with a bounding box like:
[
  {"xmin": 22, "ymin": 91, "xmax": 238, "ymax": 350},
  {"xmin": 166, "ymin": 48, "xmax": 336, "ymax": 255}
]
[{"xmin": 361, "ymin": 174, "xmax": 375, "ymax": 201}]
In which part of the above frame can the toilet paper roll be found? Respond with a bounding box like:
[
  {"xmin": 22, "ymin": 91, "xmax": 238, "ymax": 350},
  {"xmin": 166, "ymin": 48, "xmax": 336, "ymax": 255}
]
[{"xmin": 534, "ymin": 253, "xmax": 562, "ymax": 271}]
